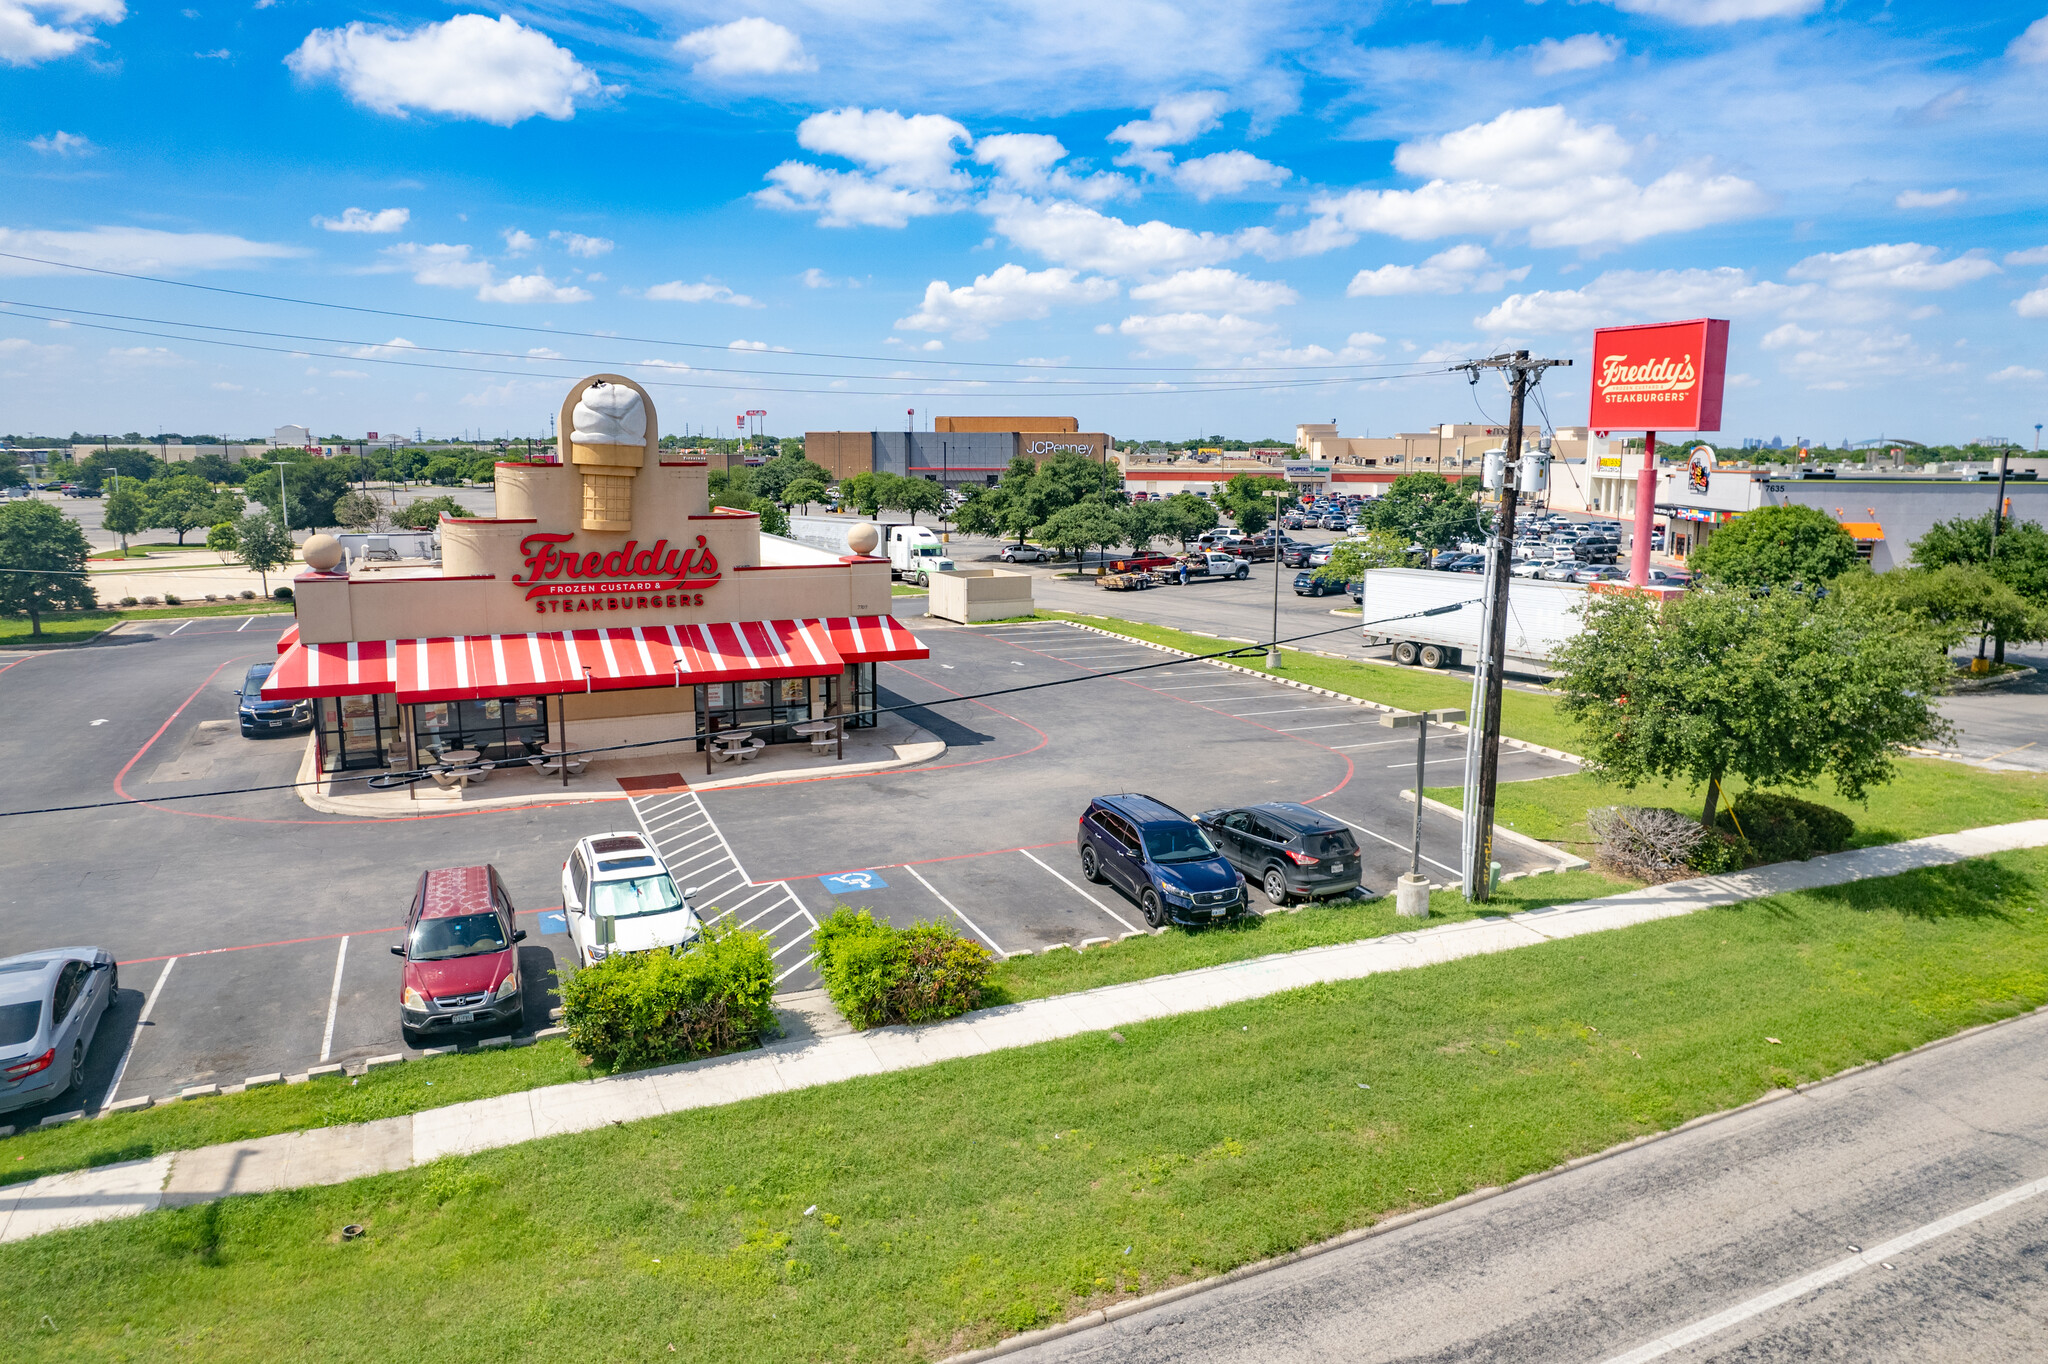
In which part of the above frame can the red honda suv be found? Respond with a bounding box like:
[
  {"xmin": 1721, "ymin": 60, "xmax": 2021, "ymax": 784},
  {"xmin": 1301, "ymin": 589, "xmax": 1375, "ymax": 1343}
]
[{"xmin": 392, "ymin": 864, "xmax": 527, "ymax": 1046}]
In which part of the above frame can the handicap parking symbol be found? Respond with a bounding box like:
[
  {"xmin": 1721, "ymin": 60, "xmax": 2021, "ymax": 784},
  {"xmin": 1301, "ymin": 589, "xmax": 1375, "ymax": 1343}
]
[
  {"xmin": 819, "ymin": 870, "xmax": 889, "ymax": 895},
  {"xmin": 534, "ymin": 910, "xmax": 569, "ymax": 936}
]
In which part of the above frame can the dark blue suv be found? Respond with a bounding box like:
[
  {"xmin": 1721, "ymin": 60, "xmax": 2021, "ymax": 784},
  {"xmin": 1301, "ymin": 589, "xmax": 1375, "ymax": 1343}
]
[
  {"xmin": 236, "ymin": 662, "xmax": 312, "ymax": 738},
  {"xmin": 1078, "ymin": 794, "xmax": 1247, "ymax": 927}
]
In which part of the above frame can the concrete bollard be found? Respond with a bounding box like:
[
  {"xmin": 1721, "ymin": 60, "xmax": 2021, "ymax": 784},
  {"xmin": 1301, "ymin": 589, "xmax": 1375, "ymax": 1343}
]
[{"xmin": 1395, "ymin": 873, "xmax": 1432, "ymax": 918}]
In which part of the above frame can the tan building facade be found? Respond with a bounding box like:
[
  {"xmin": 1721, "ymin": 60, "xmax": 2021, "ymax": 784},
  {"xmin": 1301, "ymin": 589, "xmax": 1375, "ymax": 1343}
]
[
  {"xmin": 266, "ymin": 375, "xmax": 923, "ymax": 776},
  {"xmin": 934, "ymin": 415, "xmax": 1078, "ymax": 433}
]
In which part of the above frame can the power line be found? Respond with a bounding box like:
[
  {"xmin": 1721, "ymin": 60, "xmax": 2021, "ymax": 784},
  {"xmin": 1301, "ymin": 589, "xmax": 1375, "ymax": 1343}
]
[
  {"xmin": 0, "ymin": 604, "xmax": 1477, "ymax": 820},
  {"xmin": 0, "ymin": 250, "xmax": 1467, "ymax": 376},
  {"xmin": 0, "ymin": 305, "xmax": 1460, "ymax": 400}
]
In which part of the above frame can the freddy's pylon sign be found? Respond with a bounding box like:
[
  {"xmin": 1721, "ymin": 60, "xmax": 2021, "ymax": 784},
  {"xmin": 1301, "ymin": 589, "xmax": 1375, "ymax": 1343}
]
[{"xmin": 1588, "ymin": 318, "xmax": 1730, "ymax": 431}]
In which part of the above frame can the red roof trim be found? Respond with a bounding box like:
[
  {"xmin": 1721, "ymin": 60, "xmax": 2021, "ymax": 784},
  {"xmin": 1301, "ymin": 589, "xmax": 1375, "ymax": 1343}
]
[
  {"xmin": 442, "ymin": 516, "xmax": 538, "ymax": 524},
  {"xmin": 350, "ymin": 574, "xmax": 497, "ymax": 584}
]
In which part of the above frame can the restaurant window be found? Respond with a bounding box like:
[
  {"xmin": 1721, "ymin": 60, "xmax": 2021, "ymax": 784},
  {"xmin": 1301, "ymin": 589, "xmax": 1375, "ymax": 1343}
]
[
  {"xmin": 315, "ymin": 693, "xmax": 400, "ymax": 773},
  {"xmin": 850, "ymin": 662, "xmax": 876, "ymax": 730},
  {"xmin": 696, "ymin": 676, "xmax": 824, "ymax": 749},
  {"xmin": 411, "ymin": 696, "xmax": 550, "ymax": 765}
]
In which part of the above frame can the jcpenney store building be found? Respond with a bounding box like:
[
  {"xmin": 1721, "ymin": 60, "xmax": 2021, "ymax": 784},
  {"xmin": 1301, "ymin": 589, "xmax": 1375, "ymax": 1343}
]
[{"xmin": 261, "ymin": 374, "xmax": 924, "ymax": 773}]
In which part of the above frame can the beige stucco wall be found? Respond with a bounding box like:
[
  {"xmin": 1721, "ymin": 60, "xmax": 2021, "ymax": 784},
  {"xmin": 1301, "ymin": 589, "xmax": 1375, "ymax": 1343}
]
[{"xmin": 926, "ymin": 568, "xmax": 1034, "ymax": 623}]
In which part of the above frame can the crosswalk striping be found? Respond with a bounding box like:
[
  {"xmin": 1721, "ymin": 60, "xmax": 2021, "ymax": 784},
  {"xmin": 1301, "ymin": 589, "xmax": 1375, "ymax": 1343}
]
[{"xmin": 625, "ymin": 787, "xmax": 821, "ymax": 986}]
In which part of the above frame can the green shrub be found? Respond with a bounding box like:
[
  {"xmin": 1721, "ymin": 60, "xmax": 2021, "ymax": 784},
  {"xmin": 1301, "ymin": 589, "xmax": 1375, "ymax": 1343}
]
[
  {"xmin": 1716, "ymin": 792, "xmax": 1856, "ymax": 863},
  {"xmin": 558, "ymin": 924, "xmax": 776, "ymax": 1070},
  {"xmin": 272, "ymin": 586, "xmax": 293, "ymax": 600},
  {"xmin": 162, "ymin": 593, "xmax": 181, "ymax": 606},
  {"xmin": 120, "ymin": 596, "xmax": 138, "ymax": 607},
  {"xmin": 1687, "ymin": 830, "xmax": 1752, "ymax": 875},
  {"xmin": 813, "ymin": 908, "xmax": 993, "ymax": 1029}
]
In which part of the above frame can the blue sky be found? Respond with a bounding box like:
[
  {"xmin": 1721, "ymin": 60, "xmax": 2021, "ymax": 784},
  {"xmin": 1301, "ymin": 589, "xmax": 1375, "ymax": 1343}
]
[{"xmin": 4, "ymin": 0, "xmax": 2046, "ymax": 445}]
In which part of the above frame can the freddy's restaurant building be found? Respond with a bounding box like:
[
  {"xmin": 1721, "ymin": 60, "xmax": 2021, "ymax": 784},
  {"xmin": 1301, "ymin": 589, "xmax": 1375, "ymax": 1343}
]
[{"xmin": 261, "ymin": 374, "xmax": 925, "ymax": 774}]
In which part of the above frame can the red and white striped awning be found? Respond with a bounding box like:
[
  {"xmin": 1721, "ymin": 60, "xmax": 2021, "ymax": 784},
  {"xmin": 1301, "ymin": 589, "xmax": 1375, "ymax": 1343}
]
[
  {"xmin": 261, "ymin": 616, "xmax": 922, "ymax": 704},
  {"xmin": 275, "ymin": 622, "xmax": 299, "ymax": 656},
  {"xmin": 817, "ymin": 614, "xmax": 928, "ymax": 663}
]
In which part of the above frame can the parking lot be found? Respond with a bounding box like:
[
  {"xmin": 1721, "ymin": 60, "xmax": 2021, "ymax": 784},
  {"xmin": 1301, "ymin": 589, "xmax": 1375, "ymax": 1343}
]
[{"xmin": 0, "ymin": 611, "xmax": 1572, "ymax": 1127}]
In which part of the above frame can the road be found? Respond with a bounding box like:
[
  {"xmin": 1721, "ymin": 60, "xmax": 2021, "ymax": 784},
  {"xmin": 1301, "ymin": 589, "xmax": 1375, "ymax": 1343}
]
[
  {"xmin": 1930, "ymin": 646, "xmax": 2048, "ymax": 773},
  {"xmin": 1008, "ymin": 1008, "xmax": 2048, "ymax": 1364}
]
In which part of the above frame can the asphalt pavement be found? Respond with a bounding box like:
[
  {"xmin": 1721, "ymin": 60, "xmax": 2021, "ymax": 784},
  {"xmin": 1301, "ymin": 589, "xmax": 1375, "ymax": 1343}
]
[
  {"xmin": 1004, "ymin": 1007, "xmax": 2048, "ymax": 1364},
  {"xmin": 1930, "ymin": 646, "xmax": 2048, "ymax": 773}
]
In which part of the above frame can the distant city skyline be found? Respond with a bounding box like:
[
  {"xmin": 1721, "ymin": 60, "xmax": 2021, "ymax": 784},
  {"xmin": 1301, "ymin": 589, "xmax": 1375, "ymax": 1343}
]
[{"xmin": 4, "ymin": 1, "xmax": 2046, "ymax": 443}]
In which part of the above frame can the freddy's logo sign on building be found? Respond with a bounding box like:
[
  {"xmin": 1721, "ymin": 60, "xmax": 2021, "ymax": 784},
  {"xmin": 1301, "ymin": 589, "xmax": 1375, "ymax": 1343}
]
[{"xmin": 514, "ymin": 534, "xmax": 721, "ymax": 614}]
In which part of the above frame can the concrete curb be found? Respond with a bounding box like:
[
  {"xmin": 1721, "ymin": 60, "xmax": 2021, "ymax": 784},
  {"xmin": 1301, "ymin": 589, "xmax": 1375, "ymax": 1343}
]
[
  {"xmin": 1946, "ymin": 664, "xmax": 2038, "ymax": 693},
  {"xmin": 1401, "ymin": 789, "xmax": 1591, "ymax": 874},
  {"xmin": 935, "ymin": 1000, "xmax": 2048, "ymax": 1364}
]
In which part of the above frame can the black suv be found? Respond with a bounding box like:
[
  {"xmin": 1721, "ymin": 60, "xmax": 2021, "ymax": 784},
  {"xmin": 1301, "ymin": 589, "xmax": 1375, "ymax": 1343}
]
[
  {"xmin": 1078, "ymin": 794, "xmax": 1247, "ymax": 927},
  {"xmin": 1194, "ymin": 802, "xmax": 1362, "ymax": 906},
  {"xmin": 236, "ymin": 662, "xmax": 312, "ymax": 737}
]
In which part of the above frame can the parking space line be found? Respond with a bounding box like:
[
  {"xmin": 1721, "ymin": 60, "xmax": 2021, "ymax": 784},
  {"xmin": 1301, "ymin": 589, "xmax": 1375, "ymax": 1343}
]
[
  {"xmin": 738, "ymin": 896, "xmax": 792, "ymax": 930},
  {"xmin": 167, "ymin": 619, "xmax": 194, "ymax": 636},
  {"xmin": 663, "ymin": 831, "xmax": 720, "ymax": 856},
  {"xmin": 1385, "ymin": 756, "xmax": 1467, "ymax": 767},
  {"xmin": 1321, "ymin": 811, "xmax": 1462, "ymax": 877},
  {"xmin": 667, "ymin": 844, "xmax": 733, "ymax": 875},
  {"xmin": 235, "ymin": 614, "xmax": 258, "ymax": 632},
  {"xmin": 644, "ymin": 810, "xmax": 705, "ymax": 837},
  {"xmin": 319, "ymin": 936, "xmax": 349, "ymax": 1063},
  {"xmin": 722, "ymin": 882, "xmax": 782, "ymax": 918},
  {"xmin": 775, "ymin": 953, "xmax": 816, "ymax": 984},
  {"xmin": 105, "ymin": 956, "xmax": 176, "ymax": 1106},
  {"xmin": 1017, "ymin": 848, "xmax": 1141, "ymax": 933},
  {"xmin": 1219, "ymin": 704, "xmax": 1358, "ymax": 717},
  {"xmin": 1279, "ymin": 721, "xmax": 1383, "ymax": 732},
  {"xmin": 761, "ymin": 908, "xmax": 812, "ymax": 943},
  {"xmin": 1144, "ymin": 681, "xmax": 1270, "ymax": 691},
  {"xmin": 900, "ymin": 862, "xmax": 1009, "ymax": 958},
  {"xmin": 1328, "ymin": 738, "xmax": 1410, "ymax": 750}
]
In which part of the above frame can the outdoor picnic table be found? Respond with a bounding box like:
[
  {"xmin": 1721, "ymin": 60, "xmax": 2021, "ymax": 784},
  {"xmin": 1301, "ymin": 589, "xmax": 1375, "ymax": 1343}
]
[
  {"xmin": 792, "ymin": 719, "xmax": 842, "ymax": 759},
  {"xmin": 440, "ymin": 748, "xmax": 481, "ymax": 766}
]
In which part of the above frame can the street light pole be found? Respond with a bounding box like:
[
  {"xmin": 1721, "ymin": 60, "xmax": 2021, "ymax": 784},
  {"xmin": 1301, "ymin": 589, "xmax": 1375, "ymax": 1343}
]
[
  {"xmin": 1267, "ymin": 487, "xmax": 1288, "ymax": 668},
  {"xmin": 272, "ymin": 461, "xmax": 292, "ymax": 542},
  {"xmin": 1380, "ymin": 706, "xmax": 1465, "ymax": 916}
]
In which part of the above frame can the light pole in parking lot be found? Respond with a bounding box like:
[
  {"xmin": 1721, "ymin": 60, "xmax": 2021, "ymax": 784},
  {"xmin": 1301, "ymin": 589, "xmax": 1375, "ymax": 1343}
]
[
  {"xmin": 1380, "ymin": 707, "xmax": 1466, "ymax": 915},
  {"xmin": 1267, "ymin": 487, "xmax": 1288, "ymax": 668}
]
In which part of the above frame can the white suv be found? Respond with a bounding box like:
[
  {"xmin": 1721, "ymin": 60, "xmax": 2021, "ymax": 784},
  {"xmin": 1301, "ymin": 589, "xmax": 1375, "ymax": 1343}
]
[{"xmin": 560, "ymin": 832, "xmax": 702, "ymax": 967}]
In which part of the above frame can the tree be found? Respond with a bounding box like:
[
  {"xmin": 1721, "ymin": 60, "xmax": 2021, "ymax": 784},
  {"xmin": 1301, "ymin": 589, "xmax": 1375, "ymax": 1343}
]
[
  {"xmin": 838, "ymin": 471, "xmax": 885, "ymax": 519},
  {"xmin": 1119, "ymin": 499, "xmax": 1174, "ymax": 553},
  {"xmin": 206, "ymin": 520, "xmax": 238, "ymax": 562},
  {"xmin": 231, "ymin": 511, "xmax": 295, "ymax": 595},
  {"xmin": 749, "ymin": 495, "xmax": 791, "ymax": 537},
  {"xmin": 752, "ymin": 453, "xmax": 833, "ymax": 504},
  {"xmin": 1552, "ymin": 586, "xmax": 1953, "ymax": 828},
  {"xmin": 1155, "ymin": 491, "xmax": 1218, "ymax": 545},
  {"xmin": 1689, "ymin": 504, "xmax": 1864, "ymax": 590},
  {"xmin": 392, "ymin": 495, "xmax": 472, "ymax": 530},
  {"xmin": 101, "ymin": 483, "xmax": 147, "ymax": 552},
  {"xmin": 0, "ymin": 500, "xmax": 95, "ymax": 635},
  {"xmin": 333, "ymin": 490, "xmax": 383, "ymax": 532},
  {"xmin": 143, "ymin": 475, "xmax": 237, "ymax": 545},
  {"xmin": 782, "ymin": 477, "xmax": 826, "ymax": 514},
  {"xmin": 1317, "ymin": 528, "xmax": 1411, "ymax": 584},
  {"xmin": 1360, "ymin": 473, "xmax": 1483, "ymax": 550},
  {"xmin": 423, "ymin": 456, "xmax": 463, "ymax": 485},
  {"xmin": 890, "ymin": 477, "xmax": 947, "ymax": 525},
  {"xmin": 1019, "ymin": 451, "xmax": 1121, "ymax": 530},
  {"xmin": 247, "ymin": 459, "xmax": 351, "ymax": 530},
  {"xmin": 1841, "ymin": 565, "xmax": 2048, "ymax": 659},
  {"xmin": 1037, "ymin": 501, "xmax": 1126, "ymax": 569},
  {"xmin": 1910, "ymin": 512, "xmax": 2048, "ymax": 663},
  {"xmin": 1218, "ymin": 473, "xmax": 1293, "ymax": 533}
]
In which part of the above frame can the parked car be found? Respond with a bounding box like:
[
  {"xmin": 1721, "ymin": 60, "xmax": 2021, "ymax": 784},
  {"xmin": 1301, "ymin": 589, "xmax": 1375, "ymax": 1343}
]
[
  {"xmin": 1540, "ymin": 561, "xmax": 1584, "ymax": 581},
  {"xmin": 1511, "ymin": 559, "xmax": 1547, "ymax": 578},
  {"xmin": 1280, "ymin": 542, "xmax": 1313, "ymax": 568},
  {"xmin": 236, "ymin": 662, "xmax": 313, "ymax": 737},
  {"xmin": 1570, "ymin": 565, "xmax": 1621, "ymax": 584},
  {"xmin": 0, "ymin": 947, "xmax": 117, "ymax": 1117},
  {"xmin": 1643, "ymin": 567, "xmax": 1691, "ymax": 587},
  {"xmin": 1430, "ymin": 550, "xmax": 1462, "ymax": 570},
  {"xmin": 1194, "ymin": 803, "xmax": 1363, "ymax": 906},
  {"xmin": 561, "ymin": 832, "xmax": 702, "ymax": 968},
  {"xmin": 1077, "ymin": 794, "xmax": 1247, "ymax": 927},
  {"xmin": 1309, "ymin": 545, "xmax": 1333, "ymax": 568},
  {"xmin": 1294, "ymin": 570, "xmax": 1344, "ymax": 597},
  {"xmin": 1447, "ymin": 554, "xmax": 1486, "ymax": 574},
  {"xmin": 393, "ymin": 864, "xmax": 527, "ymax": 1045},
  {"xmin": 998, "ymin": 542, "xmax": 1049, "ymax": 563}
]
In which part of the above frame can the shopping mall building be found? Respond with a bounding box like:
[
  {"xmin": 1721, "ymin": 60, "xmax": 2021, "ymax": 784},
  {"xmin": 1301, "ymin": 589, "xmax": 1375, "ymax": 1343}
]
[{"xmin": 261, "ymin": 375, "xmax": 925, "ymax": 774}]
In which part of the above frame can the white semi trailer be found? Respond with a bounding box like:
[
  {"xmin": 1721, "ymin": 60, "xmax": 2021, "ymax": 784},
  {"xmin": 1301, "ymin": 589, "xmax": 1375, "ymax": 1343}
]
[{"xmin": 1358, "ymin": 567, "xmax": 1587, "ymax": 676}]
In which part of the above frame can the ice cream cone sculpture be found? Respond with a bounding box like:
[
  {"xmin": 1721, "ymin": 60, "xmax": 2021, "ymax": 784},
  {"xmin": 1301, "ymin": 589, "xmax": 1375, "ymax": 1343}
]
[{"xmin": 562, "ymin": 376, "xmax": 654, "ymax": 532}]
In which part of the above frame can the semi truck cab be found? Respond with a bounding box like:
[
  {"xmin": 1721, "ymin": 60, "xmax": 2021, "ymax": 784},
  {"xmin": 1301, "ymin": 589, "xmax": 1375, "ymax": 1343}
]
[{"xmin": 885, "ymin": 525, "xmax": 955, "ymax": 585}]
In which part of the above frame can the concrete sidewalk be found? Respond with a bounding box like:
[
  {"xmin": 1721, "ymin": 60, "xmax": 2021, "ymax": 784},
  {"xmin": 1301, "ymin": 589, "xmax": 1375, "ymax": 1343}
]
[{"xmin": 6, "ymin": 818, "xmax": 2045, "ymax": 1245}]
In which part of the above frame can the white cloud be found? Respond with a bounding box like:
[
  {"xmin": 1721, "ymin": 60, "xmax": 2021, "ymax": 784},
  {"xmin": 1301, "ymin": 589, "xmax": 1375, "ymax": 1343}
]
[
  {"xmin": 1530, "ymin": 34, "xmax": 1622, "ymax": 75},
  {"xmin": 2017, "ymin": 287, "xmax": 2048, "ymax": 319},
  {"xmin": 973, "ymin": 133, "xmax": 1128, "ymax": 203},
  {"xmin": 1346, "ymin": 244, "xmax": 1528, "ymax": 296},
  {"xmin": 550, "ymin": 230, "xmax": 612, "ymax": 257},
  {"xmin": 502, "ymin": 228, "xmax": 536, "ymax": 254},
  {"xmin": 1172, "ymin": 150, "xmax": 1289, "ymax": 201},
  {"xmin": 1476, "ymin": 266, "xmax": 1812, "ymax": 332},
  {"xmin": 800, "ymin": 267, "xmax": 850, "ymax": 288},
  {"xmin": 1989, "ymin": 364, "xmax": 2046, "ymax": 383},
  {"xmin": 2006, "ymin": 15, "xmax": 2048, "ymax": 63},
  {"xmin": 1893, "ymin": 188, "xmax": 1965, "ymax": 209},
  {"xmin": 313, "ymin": 206, "xmax": 409, "ymax": 233},
  {"xmin": 1786, "ymin": 243, "xmax": 1999, "ymax": 291},
  {"xmin": 1128, "ymin": 267, "xmax": 1295, "ymax": 313},
  {"xmin": 729, "ymin": 339, "xmax": 792, "ymax": 352},
  {"xmin": 195, "ymin": 47, "xmax": 229, "ymax": 59},
  {"xmin": 895, "ymin": 262, "xmax": 1119, "ymax": 340},
  {"xmin": 644, "ymin": 279, "xmax": 759, "ymax": 307},
  {"xmin": 285, "ymin": 14, "xmax": 600, "ymax": 126},
  {"xmin": 478, "ymin": 273, "xmax": 590, "ymax": 304},
  {"xmin": 0, "ymin": 0, "xmax": 123, "ymax": 67},
  {"xmin": 986, "ymin": 197, "xmax": 1237, "ymax": 276},
  {"xmin": 1596, "ymin": 0, "xmax": 1821, "ymax": 23},
  {"xmin": 675, "ymin": 16, "xmax": 814, "ymax": 76},
  {"xmin": 0, "ymin": 224, "xmax": 304, "ymax": 275},
  {"xmin": 1109, "ymin": 91, "xmax": 1228, "ymax": 173},
  {"xmin": 2005, "ymin": 246, "xmax": 2048, "ymax": 266},
  {"xmin": 1302, "ymin": 106, "xmax": 1767, "ymax": 251},
  {"xmin": 1767, "ymin": 326, "xmax": 1957, "ymax": 391},
  {"xmin": 348, "ymin": 336, "xmax": 419, "ymax": 359},
  {"xmin": 1760, "ymin": 322, "xmax": 1820, "ymax": 349},
  {"xmin": 26, "ymin": 129, "xmax": 92, "ymax": 155},
  {"xmin": 757, "ymin": 107, "xmax": 972, "ymax": 227},
  {"xmin": 1115, "ymin": 310, "xmax": 1280, "ymax": 362}
]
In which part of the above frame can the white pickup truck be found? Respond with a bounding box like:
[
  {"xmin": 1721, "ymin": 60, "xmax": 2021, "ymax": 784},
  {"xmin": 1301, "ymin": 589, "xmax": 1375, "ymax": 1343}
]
[{"xmin": 885, "ymin": 524, "xmax": 955, "ymax": 586}]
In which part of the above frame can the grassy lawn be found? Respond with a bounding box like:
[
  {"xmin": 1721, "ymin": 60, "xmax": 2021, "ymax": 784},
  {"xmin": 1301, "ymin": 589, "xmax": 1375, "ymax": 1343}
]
[
  {"xmin": 993, "ymin": 869, "xmax": 1627, "ymax": 1004},
  {"xmin": 0, "ymin": 612, "xmax": 119, "ymax": 645},
  {"xmin": 889, "ymin": 584, "xmax": 928, "ymax": 597},
  {"xmin": 0, "ymin": 873, "xmax": 1629, "ymax": 1189},
  {"xmin": 1042, "ymin": 612, "xmax": 1580, "ymax": 753},
  {"xmin": 87, "ymin": 543, "xmax": 206, "ymax": 559},
  {"xmin": 1427, "ymin": 756, "xmax": 2048, "ymax": 857},
  {"xmin": 6, "ymin": 848, "xmax": 2045, "ymax": 1361},
  {"xmin": 116, "ymin": 600, "xmax": 294, "ymax": 620}
]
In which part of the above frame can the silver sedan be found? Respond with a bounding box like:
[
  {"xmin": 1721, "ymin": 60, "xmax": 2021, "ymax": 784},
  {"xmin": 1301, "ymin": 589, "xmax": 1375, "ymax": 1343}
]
[{"xmin": 0, "ymin": 947, "xmax": 117, "ymax": 1117}]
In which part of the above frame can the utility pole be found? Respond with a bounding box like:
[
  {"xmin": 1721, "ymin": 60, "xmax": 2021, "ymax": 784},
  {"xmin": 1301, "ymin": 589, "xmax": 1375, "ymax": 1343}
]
[
  {"xmin": 1452, "ymin": 350, "xmax": 1570, "ymax": 902},
  {"xmin": 1267, "ymin": 487, "xmax": 1288, "ymax": 668},
  {"xmin": 273, "ymin": 460, "xmax": 292, "ymax": 542}
]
